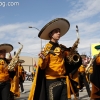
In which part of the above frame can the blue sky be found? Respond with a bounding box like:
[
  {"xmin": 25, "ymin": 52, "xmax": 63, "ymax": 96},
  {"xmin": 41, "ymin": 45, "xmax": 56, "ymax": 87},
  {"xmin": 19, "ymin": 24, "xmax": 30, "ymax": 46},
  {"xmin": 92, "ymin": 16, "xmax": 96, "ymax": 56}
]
[{"xmin": 0, "ymin": 0, "xmax": 100, "ymax": 57}]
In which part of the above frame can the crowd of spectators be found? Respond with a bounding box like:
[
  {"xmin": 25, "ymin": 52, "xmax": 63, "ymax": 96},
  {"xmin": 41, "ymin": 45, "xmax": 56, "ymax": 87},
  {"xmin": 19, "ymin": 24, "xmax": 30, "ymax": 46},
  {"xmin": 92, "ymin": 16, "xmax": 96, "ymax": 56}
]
[{"xmin": 24, "ymin": 71, "xmax": 33, "ymax": 81}]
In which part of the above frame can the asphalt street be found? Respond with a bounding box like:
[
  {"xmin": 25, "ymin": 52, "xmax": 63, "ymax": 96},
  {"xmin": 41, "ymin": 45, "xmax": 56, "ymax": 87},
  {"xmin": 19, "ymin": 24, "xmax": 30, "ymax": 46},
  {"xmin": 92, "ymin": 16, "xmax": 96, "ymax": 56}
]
[{"xmin": 15, "ymin": 81, "xmax": 91, "ymax": 100}]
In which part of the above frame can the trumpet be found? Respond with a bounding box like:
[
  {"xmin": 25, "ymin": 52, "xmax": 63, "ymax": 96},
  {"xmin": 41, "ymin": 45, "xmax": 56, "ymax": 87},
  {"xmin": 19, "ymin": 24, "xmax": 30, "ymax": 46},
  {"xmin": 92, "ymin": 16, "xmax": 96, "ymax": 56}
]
[{"xmin": 66, "ymin": 25, "xmax": 80, "ymax": 64}]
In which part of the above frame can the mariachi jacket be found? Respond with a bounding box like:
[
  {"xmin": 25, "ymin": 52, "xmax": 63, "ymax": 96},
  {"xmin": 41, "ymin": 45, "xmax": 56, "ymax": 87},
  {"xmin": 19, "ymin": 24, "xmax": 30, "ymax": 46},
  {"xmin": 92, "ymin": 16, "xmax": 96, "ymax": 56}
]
[
  {"xmin": 28, "ymin": 41, "xmax": 82, "ymax": 100},
  {"xmin": 0, "ymin": 58, "xmax": 16, "ymax": 82}
]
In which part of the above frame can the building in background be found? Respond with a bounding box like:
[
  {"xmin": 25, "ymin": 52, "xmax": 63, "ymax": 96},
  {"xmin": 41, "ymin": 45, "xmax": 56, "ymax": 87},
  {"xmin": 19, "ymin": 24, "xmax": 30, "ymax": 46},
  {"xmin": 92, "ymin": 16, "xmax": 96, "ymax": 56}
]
[{"xmin": 19, "ymin": 56, "xmax": 38, "ymax": 72}]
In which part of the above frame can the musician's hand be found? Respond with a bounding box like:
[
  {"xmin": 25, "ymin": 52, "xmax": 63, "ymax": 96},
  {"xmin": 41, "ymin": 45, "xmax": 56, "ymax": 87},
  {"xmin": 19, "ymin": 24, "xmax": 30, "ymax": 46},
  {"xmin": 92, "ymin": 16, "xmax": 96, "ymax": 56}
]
[{"xmin": 38, "ymin": 52, "xmax": 45, "ymax": 59}]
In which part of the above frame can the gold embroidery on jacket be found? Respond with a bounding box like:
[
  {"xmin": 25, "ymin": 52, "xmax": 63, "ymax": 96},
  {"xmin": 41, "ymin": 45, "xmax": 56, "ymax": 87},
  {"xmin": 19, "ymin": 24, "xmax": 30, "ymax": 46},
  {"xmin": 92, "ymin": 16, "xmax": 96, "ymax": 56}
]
[
  {"xmin": 54, "ymin": 47, "xmax": 61, "ymax": 55},
  {"xmin": 42, "ymin": 43, "xmax": 53, "ymax": 57},
  {"xmin": 0, "ymin": 59, "xmax": 5, "ymax": 65}
]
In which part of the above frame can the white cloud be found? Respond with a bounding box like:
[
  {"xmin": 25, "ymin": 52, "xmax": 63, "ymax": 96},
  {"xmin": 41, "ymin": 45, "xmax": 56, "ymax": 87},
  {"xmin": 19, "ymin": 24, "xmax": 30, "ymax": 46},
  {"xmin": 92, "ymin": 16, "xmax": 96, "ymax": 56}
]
[
  {"xmin": 0, "ymin": 0, "xmax": 100, "ymax": 57},
  {"xmin": 0, "ymin": 22, "xmax": 44, "ymax": 57},
  {"xmin": 61, "ymin": 0, "xmax": 100, "ymax": 56},
  {"xmin": 67, "ymin": 0, "xmax": 100, "ymax": 22}
]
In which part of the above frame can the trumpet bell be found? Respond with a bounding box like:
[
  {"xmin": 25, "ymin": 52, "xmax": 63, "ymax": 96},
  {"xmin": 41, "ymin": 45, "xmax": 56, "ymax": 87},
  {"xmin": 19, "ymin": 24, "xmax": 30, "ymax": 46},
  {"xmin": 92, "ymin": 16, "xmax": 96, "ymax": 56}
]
[{"xmin": 72, "ymin": 53, "xmax": 80, "ymax": 63}]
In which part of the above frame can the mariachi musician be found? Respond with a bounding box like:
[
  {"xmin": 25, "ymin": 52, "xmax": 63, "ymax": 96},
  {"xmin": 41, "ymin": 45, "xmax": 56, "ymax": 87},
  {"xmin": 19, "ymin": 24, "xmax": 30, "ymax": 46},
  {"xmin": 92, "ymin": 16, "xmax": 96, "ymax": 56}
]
[
  {"xmin": 10, "ymin": 59, "xmax": 25, "ymax": 99},
  {"xmin": 90, "ymin": 45, "xmax": 100, "ymax": 100},
  {"xmin": 5, "ymin": 52, "xmax": 19, "ymax": 100},
  {"xmin": 10, "ymin": 62, "xmax": 20, "ymax": 100},
  {"xmin": 28, "ymin": 18, "xmax": 82, "ymax": 100},
  {"xmin": 78, "ymin": 64, "xmax": 85, "ymax": 92},
  {"xmin": 0, "ymin": 43, "xmax": 16, "ymax": 100},
  {"xmin": 78, "ymin": 64, "xmax": 91, "ymax": 97},
  {"xmin": 18, "ymin": 59, "xmax": 26, "ymax": 93}
]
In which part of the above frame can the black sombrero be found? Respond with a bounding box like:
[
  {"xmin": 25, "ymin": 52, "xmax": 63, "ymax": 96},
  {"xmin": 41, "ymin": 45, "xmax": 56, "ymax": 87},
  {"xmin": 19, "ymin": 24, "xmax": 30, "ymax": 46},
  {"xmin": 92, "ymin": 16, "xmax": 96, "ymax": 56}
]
[
  {"xmin": 38, "ymin": 18, "xmax": 70, "ymax": 40},
  {"xmin": 95, "ymin": 45, "xmax": 100, "ymax": 50},
  {"xmin": 0, "ymin": 43, "xmax": 13, "ymax": 53},
  {"xmin": 19, "ymin": 59, "xmax": 25, "ymax": 63}
]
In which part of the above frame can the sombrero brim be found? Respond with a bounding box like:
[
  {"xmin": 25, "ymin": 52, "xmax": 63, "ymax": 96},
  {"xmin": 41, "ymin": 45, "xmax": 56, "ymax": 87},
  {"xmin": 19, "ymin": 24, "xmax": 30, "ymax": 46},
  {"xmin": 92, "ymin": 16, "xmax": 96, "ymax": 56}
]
[
  {"xmin": 0, "ymin": 44, "xmax": 13, "ymax": 53},
  {"xmin": 19, "ymin": 59, "xmax": 25, "ymax": 63},
  {"xmin": 38, "ymin": 18, "xmax": 70, "ymax": 40}
]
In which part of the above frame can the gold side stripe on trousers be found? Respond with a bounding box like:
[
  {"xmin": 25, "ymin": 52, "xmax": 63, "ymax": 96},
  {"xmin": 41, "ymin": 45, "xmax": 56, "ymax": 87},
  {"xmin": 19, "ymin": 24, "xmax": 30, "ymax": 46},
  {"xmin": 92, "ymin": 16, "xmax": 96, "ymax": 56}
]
[{"xmin": 49, "ymin": 81, "xmax": 66, "ymax": 100}]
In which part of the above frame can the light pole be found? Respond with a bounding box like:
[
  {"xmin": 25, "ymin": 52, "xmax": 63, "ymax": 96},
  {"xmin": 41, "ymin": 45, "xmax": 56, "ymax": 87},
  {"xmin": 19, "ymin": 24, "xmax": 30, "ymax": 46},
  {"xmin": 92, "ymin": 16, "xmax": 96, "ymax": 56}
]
[{"xmin": 29, "ymin": 26, "xmax": 42, "ymax": 51}]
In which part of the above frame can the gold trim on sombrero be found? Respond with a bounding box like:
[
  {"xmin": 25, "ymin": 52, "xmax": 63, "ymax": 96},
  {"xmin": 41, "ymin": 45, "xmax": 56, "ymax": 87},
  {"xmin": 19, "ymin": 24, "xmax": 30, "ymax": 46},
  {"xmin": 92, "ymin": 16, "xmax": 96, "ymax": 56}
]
[
  {"xmin": 38, "ymin": 18, "xmax": 70, "ymax": 40},
  {"xmin": 18, "ymin": 59, "xmax": 25, "ymax": 63},
  {"xmin": 0, "ymin": 44, "xmax": 13, "ymax": 53}
]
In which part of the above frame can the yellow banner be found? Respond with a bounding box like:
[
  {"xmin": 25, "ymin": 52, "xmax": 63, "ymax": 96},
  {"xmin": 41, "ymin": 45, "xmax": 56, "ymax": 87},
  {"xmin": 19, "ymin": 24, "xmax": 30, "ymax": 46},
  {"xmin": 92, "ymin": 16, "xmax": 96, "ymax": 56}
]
[{"xmin": 91, "ymin": 43, "xmax": 100, "ymax": 57}]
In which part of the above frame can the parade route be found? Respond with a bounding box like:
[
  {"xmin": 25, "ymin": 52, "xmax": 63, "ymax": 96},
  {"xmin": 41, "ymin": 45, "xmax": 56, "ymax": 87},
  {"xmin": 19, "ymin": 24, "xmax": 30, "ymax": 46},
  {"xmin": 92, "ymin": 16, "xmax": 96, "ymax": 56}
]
[
  {"xmin": 15, "ymin": 81, "xmax": 91, "ymax": 100},
  {"xmin": 15, "ymin": 81, "xmax": 32, "ymax": 100}
]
